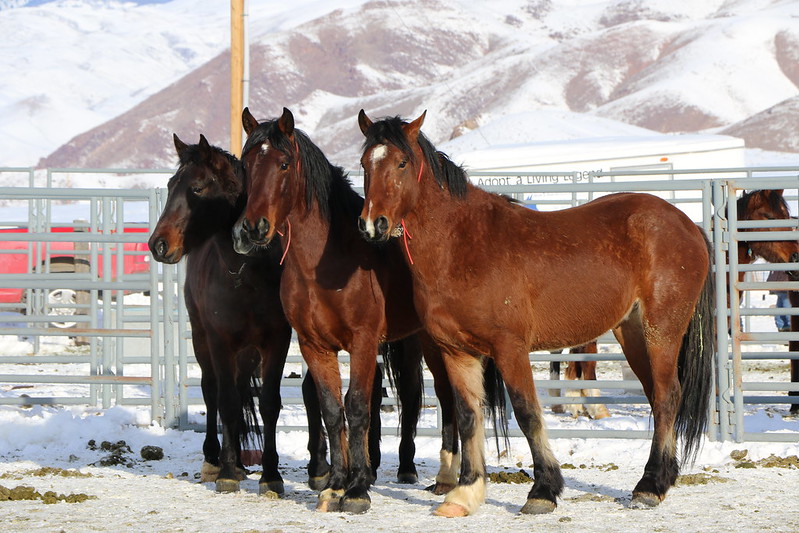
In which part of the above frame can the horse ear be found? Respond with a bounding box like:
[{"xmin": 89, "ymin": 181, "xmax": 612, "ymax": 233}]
[
  {"xmin": 173, "ymin": 133, "xmax": 188, "ymax": 156},
  {"xmin": 278, "ymin": 107, "xmax": 295, "ymax": 137},
  {"xmin": 198, "ymin": 134, "xmax": 211, "ymax": 151},
  {"xmin": 403, "ymin": 110, "xmax": 427, "ymax": 142},
  {"xmin": 773, "ymin": 189, "xmax": 785, "ymax": 197},
  {"xmin": 242, "ymin": 107, "xmax": 259, "ymax": 136},
  {"xmin": 358, "ymin": 109, "xmax": 373, "ymax": 136}
]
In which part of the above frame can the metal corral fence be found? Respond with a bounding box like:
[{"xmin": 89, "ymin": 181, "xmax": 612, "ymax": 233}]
[{"xmin": 0, "ymin": 166, "xmax": 798, "ymax": 444}]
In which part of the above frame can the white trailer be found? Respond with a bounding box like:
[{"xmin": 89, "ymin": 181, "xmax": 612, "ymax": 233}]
[{"xmin": 455, "ymin": 134, "xmax": 746, "ymax": 187}]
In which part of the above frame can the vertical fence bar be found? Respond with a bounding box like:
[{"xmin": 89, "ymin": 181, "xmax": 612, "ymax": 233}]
[
  {"xmin": 148, "ymin": 188, "xmax": 163, "ymax": 425},
  {"xmin": 712, "ymin": 179, "xmax": 732, "ymax": 441},
  {"xmin": 726, "ymin": 183, "xmax": 745, "ymax": 442},
  {"xmin": 177, "ymin": 258, "xmax": 190, "ymax": 429}
]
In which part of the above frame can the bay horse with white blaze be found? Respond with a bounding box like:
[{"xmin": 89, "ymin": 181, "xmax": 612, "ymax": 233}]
[
  {"xmin": 357, "ymin": 110, "xmax": 715, "ymax": 517},
  {"xmin": 232, "ymin": 108, "xmax": 506, "ymax": 514},
  {"xmin": 148, "ymin": 134, "xmax": 330, "ymax": 495}
]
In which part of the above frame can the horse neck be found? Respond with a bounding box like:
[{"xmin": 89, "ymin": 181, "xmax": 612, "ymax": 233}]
[{"xmin": 397, "ymin": 168, "xmax": 476, "ymax": 269}]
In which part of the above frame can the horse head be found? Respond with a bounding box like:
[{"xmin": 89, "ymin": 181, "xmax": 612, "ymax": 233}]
[
  {"xmin": 357, "ymin": 109, "xmax": 427, "ymax": 243},
  {"xmin": 738, "ymin": 189, "xmax": 799, "ymax": 280},
  {"xmin": 233, "ymin": 107, "xmax": 303, "ymax": 255},
  {"xmin": 149, "ymin": 133, "xmax": 243, "ymax": 264}
]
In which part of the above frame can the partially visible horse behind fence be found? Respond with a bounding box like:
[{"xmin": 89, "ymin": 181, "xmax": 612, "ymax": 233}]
[{"xmin": 735, "ymin": 189, "xmax": 799, "ymax": 414}]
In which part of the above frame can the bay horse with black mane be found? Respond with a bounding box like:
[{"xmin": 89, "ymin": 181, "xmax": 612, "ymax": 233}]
[
  {"xmin": 357, "ymin": 110, "xmax": 715, "ymax": 517},
  {"xmin": 736, "ymin": 189, "xmax": 799, "ymax": 413},
  {"xmin": 148, "ymin": 134, "xmax": 330, "ymax": 495},
  {"xmin": 232, "ymin": 108, "xmax": 506, "ymax": 514}
]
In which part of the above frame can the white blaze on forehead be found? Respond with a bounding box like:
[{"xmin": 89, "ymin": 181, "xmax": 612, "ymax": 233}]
[
  {"xmin": 370, "ymin": 144, "xmax": 387, "ymax": 164},
  {"xmin": 260, "ymin": 143, "xmax": 269, "ymax": 153}
]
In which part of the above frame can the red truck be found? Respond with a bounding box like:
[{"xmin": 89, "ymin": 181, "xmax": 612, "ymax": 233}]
[{"xmin": 0, "ymin": 225, "xmax": 151, "ymax": 325}]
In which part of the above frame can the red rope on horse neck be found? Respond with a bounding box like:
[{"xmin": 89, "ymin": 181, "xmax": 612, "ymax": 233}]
[{"xmin": 276, "ymin": 218, "xmax": 291, "ymax": 266}]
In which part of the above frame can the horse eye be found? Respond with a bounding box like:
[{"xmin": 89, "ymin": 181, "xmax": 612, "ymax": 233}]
[
  {"xmin": 399, "ymin": 160, "xmax": 407, "ymax": 169},
  {"xmin": 280, "ymin": 162, "xmax": 289, "ymax": 171},
  {"xmin": 191, "ymin": 186, "xmax": 205, "ymax": 196},
  {"xmin": 764, "ymin": 214, "xmax": 775, "ymax": 220}
]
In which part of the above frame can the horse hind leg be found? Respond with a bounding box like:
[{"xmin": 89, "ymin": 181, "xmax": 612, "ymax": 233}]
[
  {"xmin": 257, "ymin": 341, "xmax": 291, "ymax": 498},
  {"xmin": 420, "ymin": 334, "xmax": 459, "ymax": 495},
  {"xmin": 614, "ymin": 311, "xmax": 680, "ymax": 508},
  {"xmin": 302, "ymin": 371, "xmax": 330, "ymax": 491}
]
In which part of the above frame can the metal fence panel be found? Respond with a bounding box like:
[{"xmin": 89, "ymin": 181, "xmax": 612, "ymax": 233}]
[{"xmin": 1, "ymin": 166, "xmax": 799, "ymax": 444}]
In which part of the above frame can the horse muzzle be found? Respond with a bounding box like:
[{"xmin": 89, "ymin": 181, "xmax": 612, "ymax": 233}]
[
  {"xmin": 358, "ymin": 215, "xmax": 395, "ymax": 242},
  {"xmin": 148, "ymin": 235, "xmax": 183, "ymax": 264}
]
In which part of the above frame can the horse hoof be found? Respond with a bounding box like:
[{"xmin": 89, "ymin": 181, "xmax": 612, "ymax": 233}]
[
  {"xmin": 397, "ymin": 472, "xmax": 418, "ymax": 484},
  {"xmin": 259, "ymin": 480, "xmax": 284, "ymax": 498},
  {"xmin": 631, "ymin": 492, "xmax": 662, "ymax": 509},
  {"xmin": 200, "ymin": 461, "xmax": 220, "ymax": 483},
  {"xmin": 425, "ymin": 482, "xmax": 455, "ymax": 495},
  {"xmin": 433, "ymin": 502, "xmax": 469, "ymax": 517},
  {"xmin": 215, "ymin": 478, "xmax": 240, "ymax": 493},
  {"xmin": 341, "ymin": 496, "xmax": 371, "ymax": 514},
  {"xmin": 520, "ymin": 498, "xmax": 556, "ymax": 515},
  {"xmin": 316, "ymin": 488, "xmax": 344, "ymax": 512},
  {"xmin": 309, "ymin": 472, "xmax": 330, "ymax": 492}
]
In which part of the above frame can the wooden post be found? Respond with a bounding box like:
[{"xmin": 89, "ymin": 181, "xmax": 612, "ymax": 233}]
[{"xmin": 230, "ymin": 0, "xmax": 244, "ymax": 156}]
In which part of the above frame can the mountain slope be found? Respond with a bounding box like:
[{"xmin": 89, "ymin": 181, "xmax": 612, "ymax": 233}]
[{"xmin": 18, "ymin": 0, "xmax": 799, "ymax": 170}]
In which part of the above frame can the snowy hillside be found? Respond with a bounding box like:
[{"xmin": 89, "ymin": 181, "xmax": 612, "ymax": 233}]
[{"xmin": 2, "ymin": 0, "xmax": 799, "ymax": 172}]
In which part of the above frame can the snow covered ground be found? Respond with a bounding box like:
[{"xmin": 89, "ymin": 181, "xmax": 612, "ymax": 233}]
[{"xmin": 0, "ymin": 327, "xmax": 798, "ymax": 532}]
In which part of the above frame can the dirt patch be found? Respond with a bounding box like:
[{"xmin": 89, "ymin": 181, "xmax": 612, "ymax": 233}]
[
  {"xmin": 567, "ymin": 492, "xmax": 617, "ymax": 503},
  {"xmin": 0, "ymin": 484, "xmax": 95, "ymax": 504},
  {"xmin": 487, "ymin": 469, "xmax": 533, "ymax": 484},
  {"xmin": 0, "ymin": 467, "xmax": 93, "ymax": 480},
  {"xmin": 675, "ymin": 473, "xmax": 731, "ymax": 486}
]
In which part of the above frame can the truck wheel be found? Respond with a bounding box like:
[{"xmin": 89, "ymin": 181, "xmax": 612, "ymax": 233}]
[{"xmin": 47, "ymin": 288, "xmax": 78, "ymax": 328}]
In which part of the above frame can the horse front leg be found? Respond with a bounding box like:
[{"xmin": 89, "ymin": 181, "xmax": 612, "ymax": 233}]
[
  {"xmin": 492, "ymin": 344, "xmax": 563, "ymax": 515},
  {"xmin": 302, "ymin": 344, "xmax": 347, "ymax": 512},
  {"xmin": 433, "ymin": 350, "xmax": 488, "ymax": 518},
  {"xmin": 340, "ymin": 344, "xmax": 379, "ymax": 514},
  {"xmin": 214, "ymin": 354, "xmax": 244, "ymax": 493}
]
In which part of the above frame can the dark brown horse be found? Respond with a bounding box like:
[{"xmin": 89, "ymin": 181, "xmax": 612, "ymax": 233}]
[
  {"xmin": 232, "ymin": 108, "xmax": 506, "ymax": 514},
  {"xmin": 736, "ymin": 189, "xmax": 799, "ymax": 413},
  {"xmin": 148, "ymin": 134, "xmax": 330, "ymax": 495},
  {"xmin": 357, "ymin": 110, "xmax": 715, "ymax": 517}
]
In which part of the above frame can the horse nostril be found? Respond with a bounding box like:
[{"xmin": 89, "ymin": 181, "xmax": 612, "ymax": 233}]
[
  {"xmin": 152, "ymin": 238, "xmax": 167, "ymax": 258},
  {"xmin": 357, "ymin": 217, "xmax": 367, "ymax": 234},
  {"xmin": 792, "ymin": 252, "xmax": 799, "ymax": 264},
  {"xmin": 375, "ymin": 216, "xmax": 389, "ymax": 236},
  {"xmin": 257, "ymin": 217, "xmax": 270, "ymax": 238}
]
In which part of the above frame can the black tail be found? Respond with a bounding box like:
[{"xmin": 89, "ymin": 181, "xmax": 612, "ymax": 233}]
[
  {"xmin": 484, "ymin": 357, "xmax": 510, "ymax": 457},
  {"xmin": 676, "ymin": 232, "xmax": 715, "ymax": 464},
  {"xmin": 239, "ymin": 373, "xmax": 263, "ymax": 453},
  {"xmin": 381, "ymin": 338, "xmax": 424, "ymax": 424}
]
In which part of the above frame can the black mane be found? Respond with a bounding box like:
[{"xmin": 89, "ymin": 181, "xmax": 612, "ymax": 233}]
[
  {"xmin": 242, "ymin": 120, "xmax": 361, "ymax": 221},
  {"xmin": 738, "ymin": 190, "xmax": 789, "ymax": 220},
  {"xmin": 361, "ymin": 116, "xmax": 469, "ymax": 198}
]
